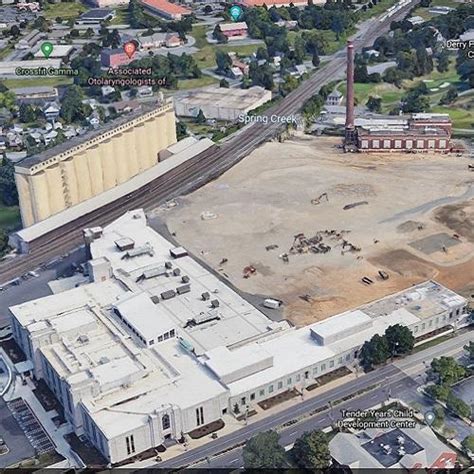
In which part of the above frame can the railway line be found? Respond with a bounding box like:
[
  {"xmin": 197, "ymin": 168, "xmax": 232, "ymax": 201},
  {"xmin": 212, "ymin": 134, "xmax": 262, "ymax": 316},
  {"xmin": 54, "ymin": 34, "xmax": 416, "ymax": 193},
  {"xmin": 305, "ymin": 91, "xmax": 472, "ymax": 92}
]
[{"xmin": 0, "ymin": 0, "xmax": 417, "ymax": 284}]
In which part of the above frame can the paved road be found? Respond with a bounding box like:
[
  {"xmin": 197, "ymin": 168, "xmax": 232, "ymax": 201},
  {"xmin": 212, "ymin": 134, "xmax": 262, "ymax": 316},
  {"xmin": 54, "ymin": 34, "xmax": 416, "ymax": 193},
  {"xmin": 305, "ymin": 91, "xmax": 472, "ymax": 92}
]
[{"xmin": 157, "ymin": 330, "xmax": 472, "ymax": 469}]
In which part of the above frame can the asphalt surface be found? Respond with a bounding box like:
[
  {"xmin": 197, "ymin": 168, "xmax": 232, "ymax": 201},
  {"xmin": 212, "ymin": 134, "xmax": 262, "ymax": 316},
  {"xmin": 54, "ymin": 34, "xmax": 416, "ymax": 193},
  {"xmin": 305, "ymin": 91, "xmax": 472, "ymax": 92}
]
[
  {"xmin": 0, "ymin": 397, "xmax": 35, "ymax": 468},
  {"xmin": 0, "ymin": 247, "xmax": 86, "ymax": 327},
  {"xmin": 156, "ymin": 330, "xmax": 472, "ymax": 469},
  {"xmin": 0, "ymin": 0, "xmax": 419, "ymax": 286}
]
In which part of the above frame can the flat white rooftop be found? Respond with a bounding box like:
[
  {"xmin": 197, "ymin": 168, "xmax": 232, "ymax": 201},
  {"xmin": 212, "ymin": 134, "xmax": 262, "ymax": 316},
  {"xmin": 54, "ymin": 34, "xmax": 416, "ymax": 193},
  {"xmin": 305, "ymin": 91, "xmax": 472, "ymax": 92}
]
[{"xmin": 89, "ymin": 209, "xmax": 283, "ymax": 355}]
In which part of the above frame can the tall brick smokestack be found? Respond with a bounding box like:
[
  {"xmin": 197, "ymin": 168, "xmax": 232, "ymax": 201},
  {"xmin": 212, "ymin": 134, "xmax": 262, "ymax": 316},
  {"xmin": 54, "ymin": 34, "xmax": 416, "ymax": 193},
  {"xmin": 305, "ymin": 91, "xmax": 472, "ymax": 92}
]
[{"xmin": 345, "ymin": 40, "xmax": 355, "ymax": 133}]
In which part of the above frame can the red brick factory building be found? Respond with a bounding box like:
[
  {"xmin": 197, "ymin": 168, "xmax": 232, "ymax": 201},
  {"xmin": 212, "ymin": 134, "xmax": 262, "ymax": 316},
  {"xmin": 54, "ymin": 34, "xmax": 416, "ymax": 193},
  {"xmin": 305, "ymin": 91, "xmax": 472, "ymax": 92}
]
[{"xmin": 343, "ymin": 40, "xmax": 454, "ymax": 153}]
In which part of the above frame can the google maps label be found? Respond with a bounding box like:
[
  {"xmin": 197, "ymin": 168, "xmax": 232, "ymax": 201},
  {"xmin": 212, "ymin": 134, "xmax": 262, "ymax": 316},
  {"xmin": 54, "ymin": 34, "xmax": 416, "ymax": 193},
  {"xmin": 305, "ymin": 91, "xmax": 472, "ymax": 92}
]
[
  {"xmin": 229, "ymin": 5, "xmax": 243, "ymax": 22},
  {"xmin": 41, "ymin": 42, "xmax": 54, "ymax": 58}
]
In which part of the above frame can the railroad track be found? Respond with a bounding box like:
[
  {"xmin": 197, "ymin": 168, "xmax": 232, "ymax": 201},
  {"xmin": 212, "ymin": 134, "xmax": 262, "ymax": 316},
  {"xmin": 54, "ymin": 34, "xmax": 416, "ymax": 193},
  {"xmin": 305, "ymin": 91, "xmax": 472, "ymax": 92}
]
[{"xmin": 0, "ymin": 1, "xmax": 417, "ymax": 284}]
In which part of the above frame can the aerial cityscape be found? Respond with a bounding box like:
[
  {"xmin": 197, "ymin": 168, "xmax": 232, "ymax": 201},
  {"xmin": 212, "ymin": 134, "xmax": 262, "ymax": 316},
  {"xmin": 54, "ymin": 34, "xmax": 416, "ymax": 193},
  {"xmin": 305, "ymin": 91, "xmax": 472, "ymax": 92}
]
[{"xmin": 0, "ymin": 0, "xmax": 472, "ymax": 469}]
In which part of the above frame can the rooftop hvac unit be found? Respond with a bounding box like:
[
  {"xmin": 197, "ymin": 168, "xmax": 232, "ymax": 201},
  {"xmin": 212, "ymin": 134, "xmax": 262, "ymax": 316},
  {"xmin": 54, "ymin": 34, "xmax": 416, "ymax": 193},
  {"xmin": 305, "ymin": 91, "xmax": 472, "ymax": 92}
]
[
  {"xmin": 161, "ymin": 289, "xmax": 176, "ymax": 300},
  {"xmin": 165, "ymin": 261, "xmax": 173, "ymax": 269},
  {"xmin": 170, "ymin": 247, "xmax": 188, "ymax": 259},
  {"xmin": 114, "ymin": 237, "xmax": 135, "ymax": 252},
  {"xmin": 201, "ymin": 292, "xmax": 210, "ymax": 301},
  {"xmin": 99, "ymin": 356, "xmax": 110, "ymax": 365},
  {"xmin": 194, "ymin": 309, "xmax": 220, "ymax": 325},
  {"xmin": 150, "ymin": 295, "xmax": 160, "ymax": 304},
  {"xmin": 122, "ymin": 243, "xmax": 154, "ymax": 259},
  {"xmin": 77, "ymin": 335, "xmax": 89, "ymax": 344},
  {"xmin": 210, "ymin": 299, "xmax": 219, "ymax": 308},
  {"xmin": 182, "ymin": 275, "xmax": 190, "ymax": 283},
  {"xmin": 173, "ymin": 268, "xmax": 181, "ymax": 277},
  {"xmin": 176, "ymin": 284, "xmax": 191, "ymax": 295},
  {"xmin": 142, "ymin": 265, "xmax": 166, "ymax": 279}
]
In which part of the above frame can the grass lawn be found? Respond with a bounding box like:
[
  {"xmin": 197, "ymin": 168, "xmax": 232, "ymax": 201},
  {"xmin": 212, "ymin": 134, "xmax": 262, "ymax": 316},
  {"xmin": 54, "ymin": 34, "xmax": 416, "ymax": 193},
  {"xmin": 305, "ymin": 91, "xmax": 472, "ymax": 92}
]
[
  {"xmin": 288, "ymin": 27, "xmax": 356, "ymax": 56},
  {"xmin": 337, "ymin": 58, "xmax": 468, "ymax": 117},
  {"xmin": 191, "ymin": 25, "xmax": 262, "ymax": 69},
  {"xmin": 0, "ymin": 44, "xmax": 13, "ymax": 60},
  {"xmin": 413, "ymin": 334, "xmax": 453, "ymax": 353},
  {"xmin": 43, "ymin": 1, "xmax": 86, "ymax": 20},
  {"xmin": 110, "ymin": 7, "xmax": 130, "ymax": 25},
  {"xmin": 177, "ymin": 75, "xmax": 218, "ymax": 89},
  {"xmin": 359, "ymin": 0, "xmax": 399, "ymax": 19},
  {"xmin": 0, "ymin": 206, "xmax": 21, "ymax": 231},
  {"xmin": 3, "ymin": 77, "xmax": 73, "ymax": 89}
]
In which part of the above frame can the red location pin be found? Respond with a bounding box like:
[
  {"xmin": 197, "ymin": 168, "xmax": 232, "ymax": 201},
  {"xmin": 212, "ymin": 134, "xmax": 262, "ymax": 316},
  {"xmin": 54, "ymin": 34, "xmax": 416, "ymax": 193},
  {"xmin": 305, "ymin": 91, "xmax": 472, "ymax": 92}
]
[{"xmin": 123, "ymin": 41, "xmax": 136, "ymax": 59}]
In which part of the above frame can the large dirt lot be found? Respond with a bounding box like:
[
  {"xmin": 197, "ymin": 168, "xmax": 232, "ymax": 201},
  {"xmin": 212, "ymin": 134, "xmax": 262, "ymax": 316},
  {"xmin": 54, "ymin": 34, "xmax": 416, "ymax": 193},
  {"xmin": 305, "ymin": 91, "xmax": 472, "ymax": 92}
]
[{"xmin": 151, "ymin": 136, "xmax": 474, "ymax": 326}]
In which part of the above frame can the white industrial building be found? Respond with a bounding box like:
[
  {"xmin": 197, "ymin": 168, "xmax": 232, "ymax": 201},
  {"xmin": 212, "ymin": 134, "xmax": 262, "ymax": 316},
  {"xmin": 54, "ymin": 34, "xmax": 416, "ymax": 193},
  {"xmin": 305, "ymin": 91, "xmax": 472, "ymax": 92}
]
[
  {"xmin": 8, "ymin": 210, "xmax": 469, "ymax": 465},
  {"xmin": 174, "ymin": 86, "xmax": 272, "ymax": 121}
]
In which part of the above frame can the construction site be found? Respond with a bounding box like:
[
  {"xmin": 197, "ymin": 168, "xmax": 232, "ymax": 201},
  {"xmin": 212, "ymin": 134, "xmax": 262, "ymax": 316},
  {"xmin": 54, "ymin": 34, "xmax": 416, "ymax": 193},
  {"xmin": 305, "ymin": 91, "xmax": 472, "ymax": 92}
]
[{"xmin": 152, "ymin": 135, "xmax": 474, "ymax": 327}]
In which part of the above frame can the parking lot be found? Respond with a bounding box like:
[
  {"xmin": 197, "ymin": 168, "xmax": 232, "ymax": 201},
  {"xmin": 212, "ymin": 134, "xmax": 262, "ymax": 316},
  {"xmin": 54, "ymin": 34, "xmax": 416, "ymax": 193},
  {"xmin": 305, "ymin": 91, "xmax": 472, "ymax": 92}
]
[
  {"xmin": 0, "ymin": 397, "xmax": 35, "ymax": 468},
  {"xmin": 7, "ymin": 398, "xmax": 55, "ymax": 456}
]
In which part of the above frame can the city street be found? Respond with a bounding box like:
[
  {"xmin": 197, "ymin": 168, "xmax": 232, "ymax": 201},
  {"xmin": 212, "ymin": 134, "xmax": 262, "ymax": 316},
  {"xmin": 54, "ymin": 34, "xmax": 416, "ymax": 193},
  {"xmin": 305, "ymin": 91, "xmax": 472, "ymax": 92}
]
[{"xmin": 157, "ymin": 330, "xmax": 473, "ymax": 469}]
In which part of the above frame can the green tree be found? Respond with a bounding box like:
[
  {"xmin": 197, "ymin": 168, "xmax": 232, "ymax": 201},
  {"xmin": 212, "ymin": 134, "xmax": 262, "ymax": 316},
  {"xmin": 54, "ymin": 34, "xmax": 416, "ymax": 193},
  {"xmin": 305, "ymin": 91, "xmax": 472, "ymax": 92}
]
[
  {"xmin": 366, "ymin": 96, "xmax": 382, "ymax": 113},
  {"xmin": 461, "ymin": 435, "xmax": 474, "ymax": 453},
  {"xmin": 463, "ymin": 341, "xmax": 474, "ymax": 362},
  {"xmin": 0, "ymin": 158, "xmax": 19, "ymax": 207},
  {"xmin": 0, "ymin": 91, "xmax": 16, "ymax": 111},
  {"xmin": 195, "ymin": 109, "xmax": 206, "ymax": 124},
  {"xmin": 219, "ymin": 78, "xmax": 230, "ymax": 88},
  {"xmin": 385, "ymin": 324, "xmax": 415, "ymax": 356},
  {"xmin": 292, "ymin": 430, "xmax": 331, "ymax": 469},
  {"xmin": 60, "ymin": 85, "xmax": 92, "ymax": 123},
  {"xmin": 446, "ymin": 392, "xmax": 471, "ymax": 419},
  {"xmin": 215, "ymin": 50, "xmax": 232, "ymax": 73},
  {"xmin": 359, "ymin": 334, "xmax": 390, "ymax": 370},
  {"xmin": 0, "ymin": 230, "xmax": 9, "ymax": 257},
  {"xmin": 431, "ymin": 357, "xmax": 466, "ymax": 385},
  {"xmin": 243, "ymin": 431, "xmax": 289, "ymax": 469},
  {"xmin": 19, "ymin": 103, "xmax": 36, "ymax": 123},
  {"xmin": 176, "ymin": 121, "xmax": 187, "ymax": 140},
  {"xmin": 312, "ymin": 52, "xmax": 320, "ymax": 68},
  {"xmin": 213, "ymin": 25, "xmax": 228, "ymax": 44},
  {"xmin": 436, "ymin": 50, "xmax": 450, "ymax": 73},
  {"xmin": 425, "ymin": 383, "xmax": 451, "ymax": 402},
  {"xmin": 432, "ymin": 405, "xmax": 445, "ymax": 429},
  {"xmin": 439, "ymin": 86, "xmax": 458, "ymax": 105}
]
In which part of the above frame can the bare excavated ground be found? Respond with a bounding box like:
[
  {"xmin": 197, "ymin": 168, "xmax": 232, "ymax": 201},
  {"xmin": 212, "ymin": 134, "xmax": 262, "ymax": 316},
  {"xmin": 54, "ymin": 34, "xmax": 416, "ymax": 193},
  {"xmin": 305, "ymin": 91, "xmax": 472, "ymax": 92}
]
[{"xmin": 151, "ymin": 136, "xmax": 474, "ymax": 326}]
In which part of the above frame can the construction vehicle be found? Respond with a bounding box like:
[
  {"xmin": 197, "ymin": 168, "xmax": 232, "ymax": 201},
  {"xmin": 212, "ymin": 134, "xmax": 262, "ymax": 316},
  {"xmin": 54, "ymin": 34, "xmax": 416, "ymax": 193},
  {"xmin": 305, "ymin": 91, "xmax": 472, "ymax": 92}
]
[
  {"xmin": 362, "ymin": 276, "xmax": 374, "ymax": 285},
  {"xmin": 378, "ymin": 270, "xmax": 389, "ymax": 280}
]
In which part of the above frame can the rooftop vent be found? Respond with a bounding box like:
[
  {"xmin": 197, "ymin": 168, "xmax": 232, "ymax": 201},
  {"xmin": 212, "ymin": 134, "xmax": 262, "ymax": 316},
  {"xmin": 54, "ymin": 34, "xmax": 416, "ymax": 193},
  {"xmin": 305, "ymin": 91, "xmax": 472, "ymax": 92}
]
[
  {"xmin": 77, "ymin": 335, "xmax": 89, "ymax": 344},
  {"xmin": 173, "ymin": 268, "xmax": 181, "ymax": 277},
  {"xmin": 201, "ymin": 292, "xmax": 210, "ymax": 301},
  {"xmin": 182, "ymin": 275, "xmax": 190, "ymax": 283},
  {"xmin": 194, "ymin": 309, "xmax": 220, "ymax": 325},
  {"xmin": 122, "ymin": 243, "xmax": 154, "ymax": 259},
  {"xmin": 176, "ymin": 284, "xmax": 191, "ymax": 295},
  {"xmin": 161, "ymin": 289, "xmax": 176, "ymax": 300},
  {"xmin": 211, "ymin": 299, "xmax": 220, "ymax": 308},
  {"xmin": 170, "ymin": 247, "xmax": 188, "ymax": 259},
  {"xmin": 141, "ymin": 265, "xmax": 166, "ymax": 280},
  {"xmin": 150, "ymin": 295, "xmax": 160, "ymax": 304},
  {"xmin": 165, "ymin": 261, "xmax": 172, "ymax": 269},
  {"xmin": 99, "ymin": 356, "xmax": 110, "ymax": 365},
  {"xmin": 115, "ymin": 237, "xmax": 135, "ymax": 252}
]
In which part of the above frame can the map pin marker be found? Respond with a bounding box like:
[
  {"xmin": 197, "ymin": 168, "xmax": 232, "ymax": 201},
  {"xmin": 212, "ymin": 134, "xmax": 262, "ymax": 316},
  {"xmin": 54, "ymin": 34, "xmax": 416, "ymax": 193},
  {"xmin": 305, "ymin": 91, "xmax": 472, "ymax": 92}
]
[
  {"xmin": 41, "ymin": 42, "xmax": 54, "ymax": 59},
  {"xmin": 424, "ymin": 411, "xmax": 435, "ymax": 425},
  {"xmin": 123, "ymin": 41, "xmax": 136, "ymax": 59},
  {"xmin": 229, "ymin": 5, "xmax": 242, "ymax": 22}
]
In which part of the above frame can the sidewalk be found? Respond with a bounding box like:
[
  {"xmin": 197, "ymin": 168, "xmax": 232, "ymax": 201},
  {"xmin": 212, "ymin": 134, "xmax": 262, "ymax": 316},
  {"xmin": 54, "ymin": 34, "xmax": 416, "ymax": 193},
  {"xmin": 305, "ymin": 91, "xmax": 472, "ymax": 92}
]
[{"xmin": 127, "ymin": 369, "xmax": 360, "ymax": 468}]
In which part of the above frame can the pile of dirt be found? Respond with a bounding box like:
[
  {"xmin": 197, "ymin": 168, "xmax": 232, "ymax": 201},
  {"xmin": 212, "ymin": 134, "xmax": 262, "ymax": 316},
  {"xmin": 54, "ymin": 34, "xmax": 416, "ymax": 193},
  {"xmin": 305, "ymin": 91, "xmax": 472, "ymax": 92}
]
[
  {"xmin": 396, "ymin": 220, "xmax": 425, "ymax": 233},
  {"xmin": 434, "ymin": 200, "xmax": 474, "ymax": 242}
]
